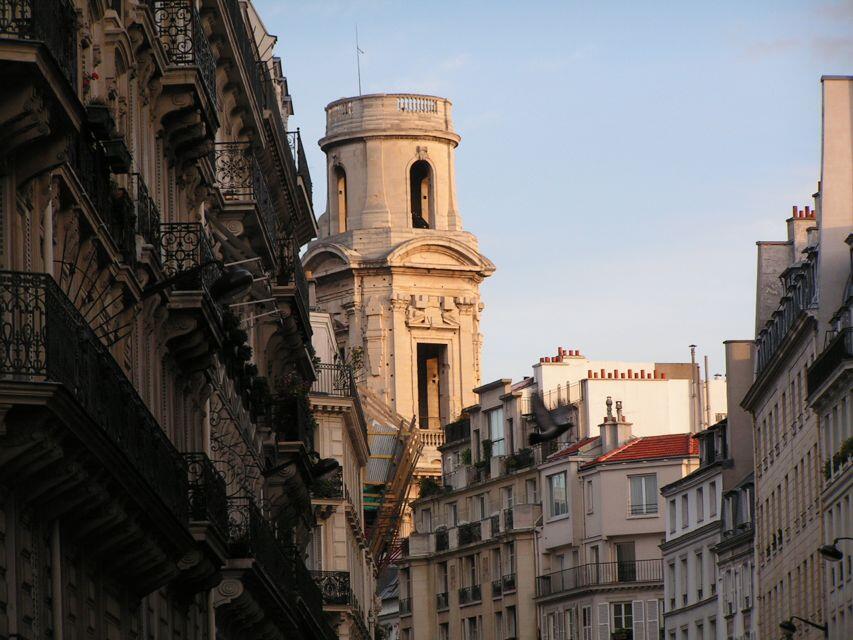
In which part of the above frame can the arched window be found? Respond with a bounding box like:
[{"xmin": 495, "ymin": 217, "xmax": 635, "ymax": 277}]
[
  {"xmin": 410, "ymin": 160, "xmax": 432, "ymax": 228},
  {"xmin": 334, "ymin": 165, "xmax": 347, "ymax": 232}
]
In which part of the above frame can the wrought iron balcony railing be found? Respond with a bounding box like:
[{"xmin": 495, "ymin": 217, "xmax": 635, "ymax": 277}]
[
  {"xmin": 311, "ymin": 570, "xmax": 352, "ymax": 606},
  {"xmin": 444, "ymin": 418, "xmax": 470, "ymax": 444},
  {"xmin": 458, "ymin": 521, "xmax": 481, "ymax": 546},
  {"xmin": 458, "ymin": 584, "xmax": 481, "ymax": 605},
  {"xmin": 755, "ymin": 256, "xmax": 817, "ymax": 376},
  {"xmin": 131, "ymin": 173, "xmax": 161, "ymax": 254},
  {"xmin": 490, "ymin": 514, "xmax": 500, "ymax": 537},
  {"xmin": 0, "ymin": 271, "xmax": 189, "ymax": 521},
  {"xmin": 222, "ymin": 0, "xmax": 267, "ymax": 113},
  {"xmin": 808, "ymin": 327, "xmax": 852, "ymax": 396},
  {"xmin": 148, "ymin": 0, "xmax": 217, "ymax": 109},
  {"xmin": 286, "ymin": 129, "xmax": 313, "ymax": 203},
  {"xmin": 214, "ymin": 141, "xmax": 279, "ymax": 251},
  {"xmin": 185, "ymin": 452, "xmax": 228, "ymax": 537},
  {"xmin": 436, "ymin": 591, "xmax": 449, "ymax": 610},
  {"xmin": 227, "ymin": 497, "xmax": 326, "ymax": 619},
  {"xmin": 0, "ymin": 0, "xmax": 77, "ymax": 86},
  {"xmin": 435, "ymin": 528, "xmax": 449, "ymax": 551},
  {"xmin": 502, "ymin": 573, "xmax": 516, "ymax": 592},
  {"xmin": 159, "ymin": 222, "xmax": 222, "ymax": 296},
  {"xmin": 266, "ymin": 393, "xmax": 315, "ymax": 452},
  {"xmin": 491, "ymin": 578, "xmax": 502, "ymax": 596},
  {"xmin": 311, "ymin": 362, "xmax": 356, "ymax": 397},
  {"xmin": 503, "ymin": 507, "xmax": 514, "ymax": 530},
  {"xmin": 310, "ymin": 466, "xmax": 343, "ymax": 500},
  {"xmin": 67, "ymin": 131, "xmax": 112, "ymax": 230},
  {"xmin": 536, "ymin": 559, "xmax": 662, "ymax": 597}
]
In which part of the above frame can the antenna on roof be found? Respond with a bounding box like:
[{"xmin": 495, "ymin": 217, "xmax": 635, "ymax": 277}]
[{"xmin": 355, "ymin": 25, "xmax": 364, "ymax": 95}]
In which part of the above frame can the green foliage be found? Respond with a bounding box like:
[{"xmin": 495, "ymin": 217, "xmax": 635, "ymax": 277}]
[
  {"xmin": 418, "ymin": 476, "xmax": 444, "ymax": 498},
  {"xmin": 461, "ymin": 448, "xmax": 472, "ymax": 465}
]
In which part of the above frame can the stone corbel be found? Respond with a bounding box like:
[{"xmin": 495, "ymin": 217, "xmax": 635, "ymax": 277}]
[{"xmin": 0, "ymin": 86, "xmax": 52, "ymax": 158}]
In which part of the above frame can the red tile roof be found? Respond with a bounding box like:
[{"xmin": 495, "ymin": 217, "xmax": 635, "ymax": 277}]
[
  {"xmin": 548, "ymin": 436, "xmax": 600, "ymax": 461},
  {"xmin": 580, "ymin": 433, "xmax": 698, "ymax": 469}
]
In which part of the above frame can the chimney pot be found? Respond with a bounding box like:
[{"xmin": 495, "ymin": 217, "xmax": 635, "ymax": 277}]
[
  {"xmin": 587, "ymin": 369, "xmax": 593, "ymax": 378},
  {"xmin": 792, "ymin": 205, "xmax": 798, "ymax": 217}
]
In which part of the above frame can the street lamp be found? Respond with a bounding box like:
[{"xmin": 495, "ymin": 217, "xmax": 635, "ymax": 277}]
[
  {"xmin": 779, "ymin": 616, "xmax": 828, "ymax": 638},
  {"xmin": 819, "ymin": 536, "xmax": 853, "ymax": 561}
]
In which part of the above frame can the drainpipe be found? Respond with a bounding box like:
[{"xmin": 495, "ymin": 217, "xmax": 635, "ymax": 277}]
[
  {"xmin": 43, "ymin": 179, "xmax": 54, "ymax": 278},
  {"xmin": 51, "ymin": 521, "xmax": 63, "ymax": 640}
]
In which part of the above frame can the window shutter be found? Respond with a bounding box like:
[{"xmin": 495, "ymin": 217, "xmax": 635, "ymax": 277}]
[
  {"xmin": 596, "ymin": 603, "xmax": 610, "ymax": 640},
  {"xmin": 645, "ymin": 599, "xmax": 660, "ymax": 640},
  {"xmin": 631, "ymin": 600, "xmax": 645, "ymax": 640}
]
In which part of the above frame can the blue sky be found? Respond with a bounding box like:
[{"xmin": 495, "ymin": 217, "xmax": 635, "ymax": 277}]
[{"xmin": 255, "ymin": 0, "xmax": 852, "ymax": 383}]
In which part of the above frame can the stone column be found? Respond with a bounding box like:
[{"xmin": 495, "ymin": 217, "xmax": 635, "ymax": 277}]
[{"xmin": 360, "ymin": 139, "xmax": 390, "ymax": 228}]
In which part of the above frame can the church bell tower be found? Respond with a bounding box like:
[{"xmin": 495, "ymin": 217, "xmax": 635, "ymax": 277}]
[{"xmin": 304, "ymin": 94, "xmax": 494, "ymax": 476}]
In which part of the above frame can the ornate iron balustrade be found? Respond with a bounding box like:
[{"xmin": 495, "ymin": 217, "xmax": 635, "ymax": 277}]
[
  {"xmin": 286, "ymin": 129, "xmax": 313, "ymax": 203},
  {"xmin": 66, "ymin": 131, "xmax": 113, "ymax": 230},
  {"xmin": 131, "ymin": 173, "xmax": 161, "ymax": 254},
  {"xmin": 490, "ymin": 514, "xmax": 500, "ymax": 537},
  {"xmin": 227, "ymin": 496, "xmax": 327, "ymax": 621},
  {"xmin": 457, "ymin": 584, "xmax": 481, "ymax": 605},
  {"xmin": 310, "ymin": 466, "xmax": 343, "ymax": 500},
  {"xmin": 435, "ymin": 529, "xmax": 449, "ymax": 551},
  {"xmin": 503, "ymin": 507, "xmax": 514, "ymax": 530},
  {"xmin": 159, "ymin": 222, "xmax": 222, "ymax": 296},
  {"xmin": 0, "ymin": 0, "xmax": 77, "ymax": 86},
  {"xmin": 399, "ymin": 597, "xmax": 411, "ymax": 615},
  {"xmin": 0, "ymin": 271, "xmax": 189, "ymax": 521},
  {"xmin": 148, "ymin": 0, "xmax": 217, "ymax": 108},
  {"xmin": 536, "ymin": 559, "xmax": 662, "ymax": 597},
  {"xmin": 457, "ymin": 521, "xmax": 481, "ymax": 546},
  {"xmin": 311, "ymin": 363, "xmax": 356, "ymax": 397},
  {"xmin": 755, "ymin": 255, "xmax": 817, "ymax": 376},
  {"xmin": 213, "ymin": 141, "xmax": 278, "ymax": 250},
  {"xmin": 185, "ymin": 452, "xmax": 228, "ymax": 536},
  {"xmin": 436, "ymin": 592, "xmax": 449, "ymax": 610},
  {"xmin": 222, "ymin": 0, "xmax": 267, "ymax": 113},
  {"xmin": 502, "ymin": 573, "xmax": 516, "ymax": 592},
  {"xmin": 311, "ymin": 570, "xmax": 352, "ymax": 606},
  {"xmin": 266, "ymin": 393, "xmax": 315, "ymax": 452},
  {"xmin": 808, "ymin": 327, "xmax": 852, "ymax": 396},
  {"xmin": 491, "ymin": 578, "xmax": 502, "ymax": 596},
  {"xmin": 444, "ymin": 418, "xmax": 470, "ymax": 444}
]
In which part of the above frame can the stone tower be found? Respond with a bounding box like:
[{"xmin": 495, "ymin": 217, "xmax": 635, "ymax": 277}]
[{"xmin": 304, "ymin": 94, "xmax": 494, "ymax": 476}]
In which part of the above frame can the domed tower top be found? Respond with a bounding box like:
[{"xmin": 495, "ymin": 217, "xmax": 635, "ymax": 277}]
[{"xmin": 317, "ymin": 94, "xmax": 465, "ymax": 240}]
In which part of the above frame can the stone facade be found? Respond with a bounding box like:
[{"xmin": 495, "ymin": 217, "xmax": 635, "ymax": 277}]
[
  {"xmin": 304, "ymin": 93, "xmax": 495, "ymax": 482},
  {"xmin": 0, "ymin": 1, "xmax": 334, "ymax": 638}
]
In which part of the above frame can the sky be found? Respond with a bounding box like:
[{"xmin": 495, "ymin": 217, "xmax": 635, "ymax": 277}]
[{"xmin": 255, "ymin": 0, "xmax": 852, "ymax": 384}]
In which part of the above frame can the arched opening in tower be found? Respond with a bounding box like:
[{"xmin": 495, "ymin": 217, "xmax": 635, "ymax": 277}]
[
  {"xmin": 410, "ymin": 160, "xmax": 432, "ymax": 229},
  {"xmin": 417, "ymin": 343, "xmax": 447, "ymax": 429},
  {"xmin": 334, "ymin": 165, "xmax": 348, "ymax": 232}
]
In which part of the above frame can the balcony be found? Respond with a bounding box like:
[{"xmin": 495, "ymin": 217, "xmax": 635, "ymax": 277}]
[
  {"xmin": 536, "ymin": 559, "xmax": 663, "ymax": 598},
  {"xmin": 435, "ymin": 528, "xmax": 449, "ymax": 551},
  {"xmin": 148, "ymin": 0, "xmax": 217, "ymax": 110},
  {"xmin": 443, "ymin": 417, "xmax": 470, "ymax": 445},
  {"xmin": 0, "ymin": 0, "xmax": 77, "ymax": 88},
  {"xmin": 312, "ymin": 362, "xmax": 356, "ymax": 397},
  {"xmin": 491, "ymin": 578, "xmax": 502, "ymax": 597},
  {"xmin": 131, "ymin": 173, "xmax": 162, "ymax": 257},
  {"xmin": 458, "ymin": 521, "xmax": 482, "ymax": 546},
  {"xmin": 311, "ymin": 570, "xmax": 352, "ymax": 606},
  {"xmin": 458, "ymin": 584, "xmax": 482, "ymax": 605},
  {"xmin": 220, "ymin": 497, "xmax": 335, "ymax": 639},
  {"xmin": 436, "ymin": 591, "xmax": 449, "ymax": 610},
  {"xmin": 286, "ymin": 129, "xmax": 313, "ymax": 204},
  {"xmin": 266, "ymin": 393, "xmax": 315, "ymax": 453},
  {"xmin": 185, "ymin": 452, "xmax": 229, "ymax": 537},
  {"xmin": 755, "ymin": 256, "xmax": 817, "ymax": 377},
  {"xmin": 502, "ymin": 573, "xmax": 517, "ymax": 592},
  {"xmin": 214, "ymin": 141, "xmax": 279, "ymax": 266},
  {"xmin": 808, "ymin": 327, "xmax": 852, "ymax": 397},
  {"xmin": 311, "ymin": 465, "xmax": 343, "ymax": 500},
  {"xmin": 0, "ymin": 270, "xmax": 194, "ymax": 591}
]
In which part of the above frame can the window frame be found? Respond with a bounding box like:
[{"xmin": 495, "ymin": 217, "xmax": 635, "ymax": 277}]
[
  {"xmin": 628, "ymin": 473, "xmax": 658, "ymax": 516},
  {"xmin": 548, "ymin": 471, "xmax": 569, "ymax": 518}
]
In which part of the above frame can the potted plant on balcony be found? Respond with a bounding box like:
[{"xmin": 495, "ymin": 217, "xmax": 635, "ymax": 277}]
[{"xmin": 418, "ymin": 476, "xmax": 444, "ymax": 499}]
